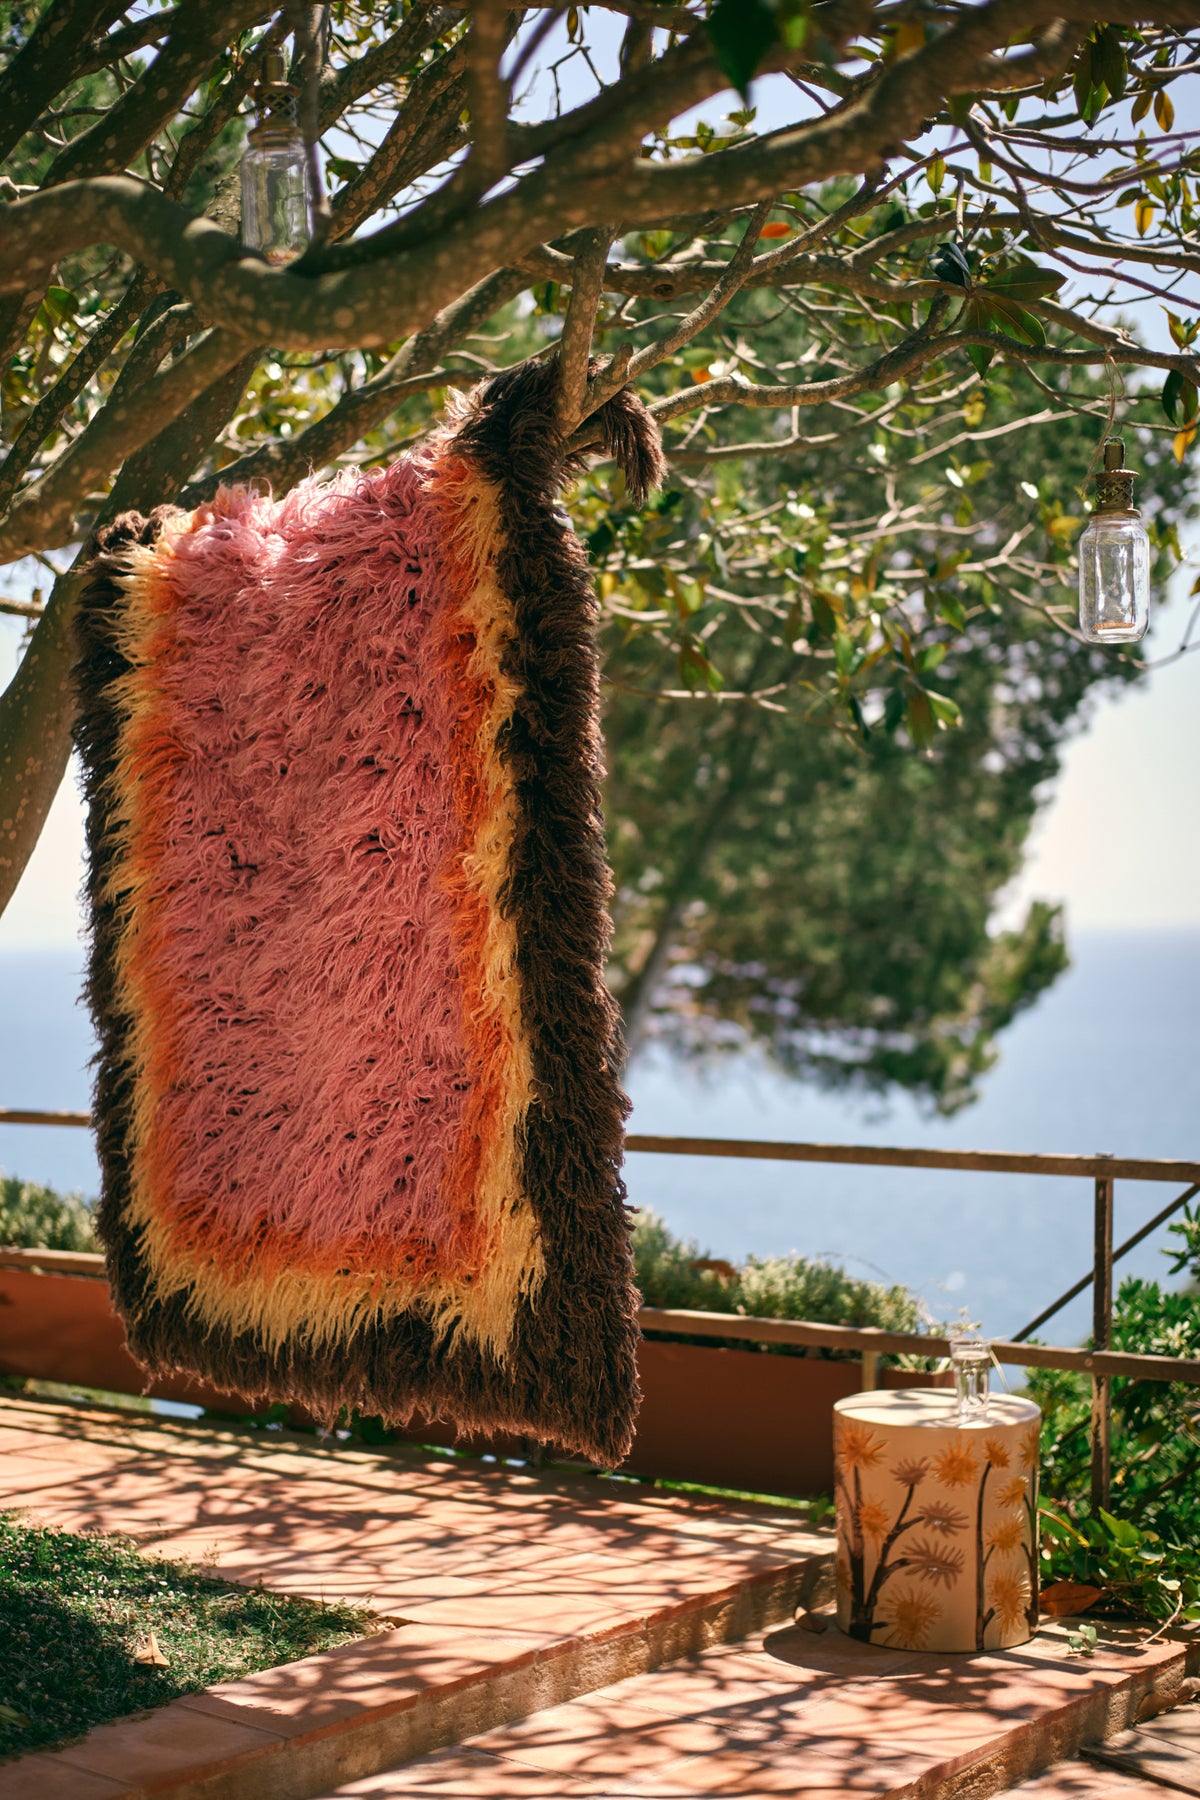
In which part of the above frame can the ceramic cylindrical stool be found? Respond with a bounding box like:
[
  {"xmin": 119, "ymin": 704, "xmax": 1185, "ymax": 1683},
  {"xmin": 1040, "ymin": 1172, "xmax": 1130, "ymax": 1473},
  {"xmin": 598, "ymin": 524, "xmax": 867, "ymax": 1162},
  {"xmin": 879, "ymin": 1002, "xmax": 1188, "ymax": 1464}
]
[{"xmin": 833, "ymin": 1388, "xmax": 1041, "ymax": 1653}]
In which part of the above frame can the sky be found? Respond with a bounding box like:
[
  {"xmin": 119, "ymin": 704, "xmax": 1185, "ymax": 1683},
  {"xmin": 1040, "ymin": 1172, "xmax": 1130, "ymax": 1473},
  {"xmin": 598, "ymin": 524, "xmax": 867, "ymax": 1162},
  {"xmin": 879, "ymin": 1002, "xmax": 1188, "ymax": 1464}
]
[{"xmin": 0, "ymin": 21, "xmax": 1197, "ymax": 952}]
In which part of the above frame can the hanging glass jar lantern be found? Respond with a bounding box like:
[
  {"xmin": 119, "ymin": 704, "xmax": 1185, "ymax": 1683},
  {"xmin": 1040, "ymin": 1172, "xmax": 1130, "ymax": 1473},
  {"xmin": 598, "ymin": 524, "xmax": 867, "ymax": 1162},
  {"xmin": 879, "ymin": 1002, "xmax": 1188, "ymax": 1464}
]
[
  {"xmin": 1078, "ymin": 439, "xmax": 1151, "ymax": 643},
  {"xmin": 241, "ymin": 49, "xmax": 312, "ymax": 265}
]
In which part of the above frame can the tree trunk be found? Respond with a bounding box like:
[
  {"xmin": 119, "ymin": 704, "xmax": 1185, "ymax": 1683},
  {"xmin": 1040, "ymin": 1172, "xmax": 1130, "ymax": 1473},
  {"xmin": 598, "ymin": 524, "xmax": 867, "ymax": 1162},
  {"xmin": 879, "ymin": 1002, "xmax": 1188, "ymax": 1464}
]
[
  {"xmin": 0, "ymin": 352, "xmax": 258, "ymax": 919},
  {"xmin": 0, "ymin": 563, "xmax": 85, "ymax": 918}
]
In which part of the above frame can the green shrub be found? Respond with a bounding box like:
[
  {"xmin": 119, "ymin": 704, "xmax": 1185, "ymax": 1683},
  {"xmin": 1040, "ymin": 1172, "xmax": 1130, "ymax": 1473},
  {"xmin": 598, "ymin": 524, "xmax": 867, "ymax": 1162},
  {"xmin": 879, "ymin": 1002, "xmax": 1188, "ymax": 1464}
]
[
  {"xmin": 0, "ymin": 1176, "xmax": 98, "ymax": 1252},
  {"xmin": 1029, "ymin": 1202, "xmax": 1200, "ymax": 1621},
  {"xmin": 631, "ymin": 1209, "xmax": 923, "ymax": 1332}
]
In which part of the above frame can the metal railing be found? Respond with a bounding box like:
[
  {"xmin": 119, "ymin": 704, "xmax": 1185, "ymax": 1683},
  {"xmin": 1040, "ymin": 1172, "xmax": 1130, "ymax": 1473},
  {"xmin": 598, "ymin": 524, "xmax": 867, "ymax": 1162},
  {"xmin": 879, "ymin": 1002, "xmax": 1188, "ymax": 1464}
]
[
  {"xmin": 626, "ymin": 1135, "xmax": 1200, "ymax": 1510},
  {"xmin": 5, "ymin": 1110, "xmax": 1200, "ymax": 1508}
]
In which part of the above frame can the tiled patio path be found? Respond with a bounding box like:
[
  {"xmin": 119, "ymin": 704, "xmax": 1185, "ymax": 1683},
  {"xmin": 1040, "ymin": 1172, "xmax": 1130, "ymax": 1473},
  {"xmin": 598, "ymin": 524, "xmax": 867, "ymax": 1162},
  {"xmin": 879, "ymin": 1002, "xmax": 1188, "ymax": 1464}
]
[
  {"xmin": 0, "ymin": 1394, "xmax": 831, "ymax": 1796},
  {"xmin": 307, "ymin": 1622, "xmax": 1195, "ymax": 1799},
  {"xmin": 0, "ymin": 1394, "xmax": 828, "ymax": 1620},
  {"xmin": 1, "ymin": 1396, "xmax": 1195, "ymax": 1799},
  {"xmin": 1014, "ymin": 1762, "xmax": 1190, "ymax": 1797}
]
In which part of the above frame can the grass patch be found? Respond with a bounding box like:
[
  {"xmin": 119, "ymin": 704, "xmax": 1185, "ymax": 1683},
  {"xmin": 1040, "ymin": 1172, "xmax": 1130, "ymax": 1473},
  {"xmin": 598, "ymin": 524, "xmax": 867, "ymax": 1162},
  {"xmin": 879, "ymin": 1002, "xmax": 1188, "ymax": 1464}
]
[{"xmin": 0, "ymin": 1513, "xmax": 373, "ymax": 1760}]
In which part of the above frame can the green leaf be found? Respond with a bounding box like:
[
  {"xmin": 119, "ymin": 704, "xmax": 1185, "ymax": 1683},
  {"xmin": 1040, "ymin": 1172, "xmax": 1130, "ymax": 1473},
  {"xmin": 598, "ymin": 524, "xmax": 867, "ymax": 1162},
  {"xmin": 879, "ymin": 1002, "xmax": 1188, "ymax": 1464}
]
[
  {"xmin": 927, "ymin": 153, "xmax": 946, "ymax": 195},
  {"xmin": 1078, "ymin": 79, "xmax": 1106, "ymax": 126},
  {"xmin": 979, "ymin": 294, "xmax": 1047, "ymax": 346},
  {"xmin": 1073, "ymin": 59, "xmax": 1093, "ymax": 120},
  {"xmin": 708, "ymin": 0, "xmax": 779, "ymax": 99},
  {"xmin": 810, "ymin": 592, "xmax": 838, "ymax": 639},
  {"xmin": 37, "ymin": 285, "xmax": 75, "ymax": 326},
  {"xmin": 779, "ymin": 6, "xmax": 808, "ymax": 51},
  {"xmin": 678, "ymin": 641, "xmax": 724, "ymax": 693},
  {"xmin": 1099, "ymin": 1509, "xmax": 1142, "ymax": 1549},
  {"xmin": 917, "ymin": 642, "xmax": 947, "ymax": 674},
  {"xmin": 1162, "ymin": 373, "xmax": 1197, "ymax": 426},
  {"xmin": 848, "ymin": 693, "xmax": 870, "ymax": 738},
  {"xmin": 936, "ymin": 592, "xmax": 967, "ymax": 630},
  {"xmin": 906, "ymin": 689, "xmax": 935, "ymax": 748},
  {"xmin": 1165, "ymin": 310, "xmax": 1197, "ymax": 349},
  {"xmin": 929, "ymin": 241, "xmax": 972, "ymax": 287},
  {"xmin": 967, "ymin": 344, "xmax": 994, "ymax": 378},
  {"xmin": 1093, "ymin": 28, "xmax": 1126, "ymax": 102},
  {"xmin": 927, "ymin": 691, "xmax": 962, "ymax": 727},
  {"xmin": 983, "ymin": 260, "xmax": 1065, "ymax": 303},
  {"xmin": 882, "ymin": 688, "xmax": 906, "ymax": 735}
]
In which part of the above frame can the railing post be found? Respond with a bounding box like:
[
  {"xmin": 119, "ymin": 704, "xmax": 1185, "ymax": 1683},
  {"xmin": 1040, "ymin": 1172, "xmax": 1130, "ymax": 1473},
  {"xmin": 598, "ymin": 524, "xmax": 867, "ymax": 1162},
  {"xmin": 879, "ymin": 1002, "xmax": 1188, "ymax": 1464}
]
[
  {"xmin": 1091, "ymin": 1168, "xmax": 1114, "ymax": 1513},
  {"xmin": 861, "ymin": 1351, "xmax": 879, "ymax": 1391}
]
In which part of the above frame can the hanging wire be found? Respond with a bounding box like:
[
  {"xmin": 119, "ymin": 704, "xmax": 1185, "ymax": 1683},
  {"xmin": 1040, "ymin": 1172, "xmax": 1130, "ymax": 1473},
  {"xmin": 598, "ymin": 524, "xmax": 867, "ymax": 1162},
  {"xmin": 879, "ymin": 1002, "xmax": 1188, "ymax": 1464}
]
[
  {"xmin": 1076, "ymin": 352, "xmax": 1127, "ymax": 505},
  {"xmin": 288, "ymin": 3, "xmax": 332, "ymax": 247}
]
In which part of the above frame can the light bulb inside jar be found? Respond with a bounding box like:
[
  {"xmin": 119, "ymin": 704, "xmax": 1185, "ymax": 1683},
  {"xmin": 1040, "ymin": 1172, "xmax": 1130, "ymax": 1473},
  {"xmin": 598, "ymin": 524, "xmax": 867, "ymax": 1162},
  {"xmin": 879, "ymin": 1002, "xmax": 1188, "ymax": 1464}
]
[
  {"xmin": 241, "ymin": 50, "xmax": 311, "ymax": 266},
  {"xmin": 1078, "ymin": 439, "xmax": 1151, "ymax": 644}
]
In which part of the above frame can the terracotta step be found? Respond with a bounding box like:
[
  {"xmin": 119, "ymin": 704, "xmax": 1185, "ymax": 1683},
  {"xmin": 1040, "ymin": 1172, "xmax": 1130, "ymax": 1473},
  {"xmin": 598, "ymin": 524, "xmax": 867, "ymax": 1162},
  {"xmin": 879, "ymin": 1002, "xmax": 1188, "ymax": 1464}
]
[
  {"xmin": 1012, "ymin": 1764, "xmax": 1186, "ymax": 1796},
  {"xmin": 4, "ymin": 1397, "xmax": 1194, "ymax": 1800},
  {"xmin": 299, "ymin": 1620, "xmax": 1196, "ymax": 1800},
  {"xmin": 0, "ymin": 1395, "xmax": 832, "ymax": 1799}
]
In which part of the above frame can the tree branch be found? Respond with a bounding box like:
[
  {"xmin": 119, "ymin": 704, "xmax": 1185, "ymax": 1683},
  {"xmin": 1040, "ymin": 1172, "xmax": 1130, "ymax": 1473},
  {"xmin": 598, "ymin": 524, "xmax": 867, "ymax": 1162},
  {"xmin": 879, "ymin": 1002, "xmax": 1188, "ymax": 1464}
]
[
  {"xmin": 464, "ymin": 0, "xmax": 514, "ymax": 192},
  {"xmin": 0, "ymin": 329, "xmax": 255, "ymax": 564},
  {"xmin": 0, "ymin": 269, "xmax": 159, "ymax": 512},
  {"xmin": 557, "ymin": 228, "xmax": 617, "ymax": 427},
  {"xmin": 43, "ymin": 0, "xmax": 274, "ymax": 188},
  {"xmin": 73, "ymin": 8, "xmax": 184, "ymax": 82},
  {"xmin": 317, "ymin": 4, "xmax": 460, "ymax": 128},
  {"xmin": 327, "ymin": 47, "xmax": 468, "ymax": 240},
  {"xmin": 179, "ymin": 265, "xmax": 527, "ymax": 506},
  {"xmin": 650, "ymin": 326, "xmax": 1200, "ymax": 428},
  {"xmin": 164, "ymin": 16, "xmax": 290, "ymax": 202},
  {"xmin": 0, "ymin": 0, "xmax": 125, "ymax": 163}
]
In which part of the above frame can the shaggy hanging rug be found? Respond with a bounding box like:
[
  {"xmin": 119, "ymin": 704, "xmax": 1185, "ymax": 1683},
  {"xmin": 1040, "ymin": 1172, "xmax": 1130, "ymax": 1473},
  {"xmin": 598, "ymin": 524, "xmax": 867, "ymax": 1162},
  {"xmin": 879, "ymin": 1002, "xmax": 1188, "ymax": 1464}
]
[{"xmin": 72, "ymin": 361, "xmax": 664, "ymax": 1468}]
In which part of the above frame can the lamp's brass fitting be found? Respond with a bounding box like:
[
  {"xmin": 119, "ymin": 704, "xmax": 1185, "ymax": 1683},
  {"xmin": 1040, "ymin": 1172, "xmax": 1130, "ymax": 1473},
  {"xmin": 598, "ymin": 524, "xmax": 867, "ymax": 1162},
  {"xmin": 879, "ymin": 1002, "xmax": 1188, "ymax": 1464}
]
[
  {"xmin": 1093, "ymin": 439, "xmax": 1140, "ymax": 516},
  {"xmin": 250, "ymin": 48, "xmax": 299, "ymax": 135}
]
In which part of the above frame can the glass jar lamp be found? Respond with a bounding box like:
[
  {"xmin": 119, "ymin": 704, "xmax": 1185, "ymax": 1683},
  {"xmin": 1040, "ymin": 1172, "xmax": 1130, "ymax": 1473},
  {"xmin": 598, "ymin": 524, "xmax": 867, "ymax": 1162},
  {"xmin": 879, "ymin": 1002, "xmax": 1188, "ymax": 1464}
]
[
  {"xmin": 949, "ymin": 1331, "xmax": 991, "ymax": 1424},
  {"xmin": 1078, "ymin": 440, "xmax": 1151, "ymax": 643},
  {"xmin": 240, "ymin": 50, "xmax": 311, "ymax": 265}
]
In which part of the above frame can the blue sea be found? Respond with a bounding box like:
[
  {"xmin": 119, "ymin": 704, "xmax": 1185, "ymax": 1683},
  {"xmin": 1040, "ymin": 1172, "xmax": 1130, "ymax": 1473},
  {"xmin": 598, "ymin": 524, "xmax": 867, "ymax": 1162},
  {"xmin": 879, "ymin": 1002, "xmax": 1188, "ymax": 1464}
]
[{"xmin": 3, "ymin": 931, "xmax": 1198, "ymax": 1349}]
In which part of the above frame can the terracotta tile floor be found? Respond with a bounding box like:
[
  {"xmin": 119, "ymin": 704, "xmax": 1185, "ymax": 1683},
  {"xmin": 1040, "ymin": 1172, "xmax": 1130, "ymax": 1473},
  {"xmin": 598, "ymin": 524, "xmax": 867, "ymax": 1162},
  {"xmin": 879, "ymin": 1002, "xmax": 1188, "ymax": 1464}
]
[
  {"xmin": 1, "ymin": 1397, "xmax": 1191, "ymax": 1800},
  {"xmin": 0, "ymin": 1395, "xmax": 825, "ymax": 1633},
  {"xmin": 310, "ymin": 1622, "xmax": 1194, "ymax": 1799},
  {"xmin": 1013, "ymin": 1760, "xmax": 1185, "ymax": 1797}
]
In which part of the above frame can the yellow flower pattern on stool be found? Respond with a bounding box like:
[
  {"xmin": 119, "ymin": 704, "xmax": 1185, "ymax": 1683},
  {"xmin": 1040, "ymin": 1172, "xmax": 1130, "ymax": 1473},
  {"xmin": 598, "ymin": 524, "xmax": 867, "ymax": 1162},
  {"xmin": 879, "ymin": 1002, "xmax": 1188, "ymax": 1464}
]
[
  {"xmin": 836, "ymin": 1419, "xmax": 885, "ymax": 1473},
  {"xmin": 835, "ymin": 1390, "xmax": 1040, "ymax": 1653},
  {"xmin": 986, "ymin": 1514, "xmax": 1026, "ymax": 1557},
  {"xmin": 933, "ymin": 1441, "xmax": 979, "ymax": 1488},
  {"xmin": 989, "ymin": 1569, "xmax": 1032, "ymax": 1632},
  {"xmin": 856, "ymin": 1498, "xmax": 892, "ymax": 1541},
  {"xmin": 879, "ymin": 1586, "xmax": 942, "ymax": 1650}
]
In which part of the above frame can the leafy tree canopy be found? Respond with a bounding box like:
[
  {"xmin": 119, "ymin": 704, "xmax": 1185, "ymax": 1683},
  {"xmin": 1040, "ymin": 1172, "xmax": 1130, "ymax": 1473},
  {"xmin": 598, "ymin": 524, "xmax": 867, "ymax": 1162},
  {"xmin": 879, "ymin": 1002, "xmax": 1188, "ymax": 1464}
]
[{"xmin": 1, "ymin": 0, "xmax": 1197, "ymax": 1103}]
